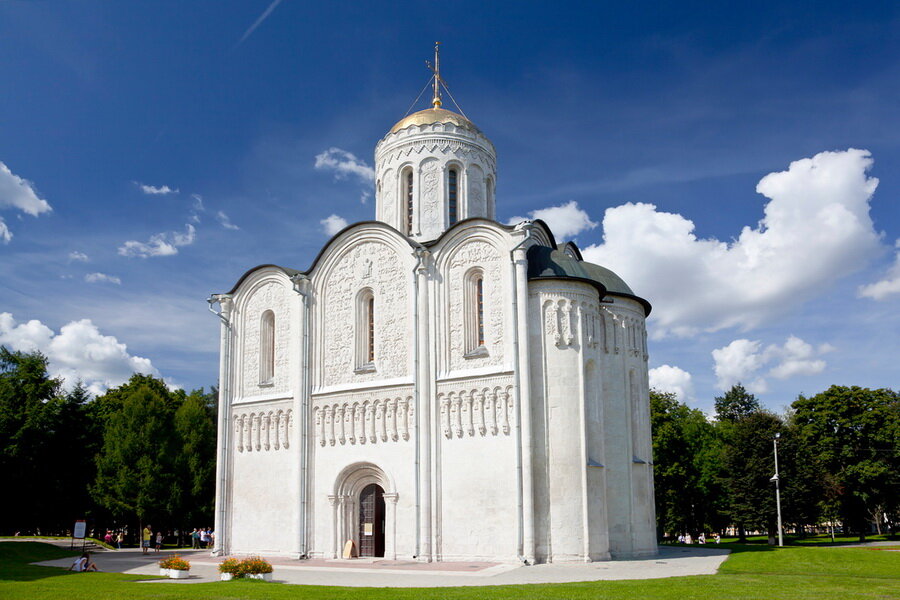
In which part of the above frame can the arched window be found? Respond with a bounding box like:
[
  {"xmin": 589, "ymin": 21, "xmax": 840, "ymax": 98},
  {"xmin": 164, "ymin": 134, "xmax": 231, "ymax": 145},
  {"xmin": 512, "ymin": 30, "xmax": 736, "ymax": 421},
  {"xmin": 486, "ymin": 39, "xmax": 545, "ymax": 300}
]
[
  {"xmin": 448, "ymin": 167, "xmax": 458, "ymax": 225},
  {"xmin": 403, "ymin": 169, "xmax": 414, "ymax": 235},
  {"xmin": 464, "ymin": 269, "xmax": 487, "ymax": 357},
  {"xmin": 259, "ymin": 310, "xmax": 275, "ymax": 385},
  {"xmin": 355, "ymin": 288, "xmax": 376, "ymax": 371}
]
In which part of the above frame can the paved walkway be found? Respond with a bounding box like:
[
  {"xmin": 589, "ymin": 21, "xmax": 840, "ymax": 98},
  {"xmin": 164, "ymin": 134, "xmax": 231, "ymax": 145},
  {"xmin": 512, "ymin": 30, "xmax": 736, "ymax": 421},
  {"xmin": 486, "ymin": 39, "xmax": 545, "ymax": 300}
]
[{"xmin": 33, "ymin": 546, "xmax": 731, "ymax": 587}]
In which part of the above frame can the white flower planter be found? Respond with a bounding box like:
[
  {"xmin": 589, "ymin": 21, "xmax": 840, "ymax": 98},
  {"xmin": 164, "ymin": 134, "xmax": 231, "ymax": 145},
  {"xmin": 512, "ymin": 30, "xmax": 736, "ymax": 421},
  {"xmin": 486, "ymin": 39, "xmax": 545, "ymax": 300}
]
[
  {"xmin": 167, "ymin": 569, "xmax": 190, "ymax": 579},
  {"xmin": 159, "ymin": 568, "xmax": 168, "ymax": 576},
  {"xmin": 220, "ymin": 573, "xmax": 234, "ymax": 581},
  {"xmin": 246, "ymin": 572, "xmax": 273, "ymax": 581}
]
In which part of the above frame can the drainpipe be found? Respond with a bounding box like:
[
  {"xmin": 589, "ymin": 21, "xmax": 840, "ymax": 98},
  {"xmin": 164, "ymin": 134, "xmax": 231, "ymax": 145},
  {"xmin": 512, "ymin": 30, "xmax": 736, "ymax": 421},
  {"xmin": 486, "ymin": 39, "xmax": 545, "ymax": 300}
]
[
  {"xmin": 291, "ymin": 274, "xmax": 312, "ymax": 559},
  {"xmin": 509, "ymin": 222, "xmax": 535, "ymax": 564},
  {"xmin": 208, "ymin": 294, "xmax": 233, "ymax": 556},
  {"xmin": 411, "ymin": 248, "xmax": 423, "ymax": 559}
]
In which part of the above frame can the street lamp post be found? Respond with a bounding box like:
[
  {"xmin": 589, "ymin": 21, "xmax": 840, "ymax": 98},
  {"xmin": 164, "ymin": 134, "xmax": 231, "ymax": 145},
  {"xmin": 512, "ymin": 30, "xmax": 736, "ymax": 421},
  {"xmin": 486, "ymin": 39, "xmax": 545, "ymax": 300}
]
[{"xmin": 771, "ymin": 433, "xmax": 784, "ymax": 547}]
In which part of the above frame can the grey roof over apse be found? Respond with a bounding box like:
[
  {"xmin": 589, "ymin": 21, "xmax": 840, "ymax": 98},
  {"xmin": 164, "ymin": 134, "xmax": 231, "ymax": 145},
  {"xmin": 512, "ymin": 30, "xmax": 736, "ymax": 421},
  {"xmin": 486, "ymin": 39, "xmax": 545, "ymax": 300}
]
[{"xmin": 526, "ymin": 244, "xmax": 652, "ymax": 316}]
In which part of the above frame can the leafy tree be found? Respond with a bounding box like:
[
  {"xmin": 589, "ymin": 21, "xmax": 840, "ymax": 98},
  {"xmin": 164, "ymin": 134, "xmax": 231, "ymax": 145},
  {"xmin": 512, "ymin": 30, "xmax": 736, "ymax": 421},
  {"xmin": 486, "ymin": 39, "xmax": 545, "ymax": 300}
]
[
  {"xmin": 792, "ymin": 386, "xmax": 900, "ymax": 541},
  {"xmin": 714, "ymin": 384, "xmax": 761, "ymax": 423},
  {"xmin": 174, "ymin": 389, "xmax": 217, "ymax": 525},
  {"xmin": 650, "ymin": 390, "xmax": 726, "ymax": 539},
  {"xmin": 92, "ymin": 381, "xmax": 181, "ymax": 531},
  {"xmin": 0, "ymin": 347, "xmax": 63, "ymax": 533}
]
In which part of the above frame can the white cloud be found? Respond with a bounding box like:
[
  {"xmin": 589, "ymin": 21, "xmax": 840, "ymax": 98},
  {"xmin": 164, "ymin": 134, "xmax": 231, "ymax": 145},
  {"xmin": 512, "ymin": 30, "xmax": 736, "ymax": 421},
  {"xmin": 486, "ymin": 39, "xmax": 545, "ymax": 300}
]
[
  {"xmin": 84, "ymin": 272, "xmax": 121, "ymax": 285},
  {"xmin": 314, "ymin": 148, "xmax": 375, "ymax": 183},
  {"xmin": 118, "ymin": 224, "xmax": 196, "ymax": 258},
  {"xmin": 0, "ymin": 162, "xmax": 52, "ymax": 216},
  {"xmin": 0, "ymin": 218, "xmax": 10, "ymax": 244},
  {"xmin": 858, "ymin": 240, "xmax": 900, "ymax": 301},
  {"xmin": 136, "ymin": 182, "xmax": 178, "ymax": 195},
  {"xmin": 649, "ymin": 365, "xmax": 695, "ymax": 402},
  {"xmin": 712, "ymin": 335, "xmax": 831, "ymax": 393},
  {"xmin": 216, "ymin": 210, "xmax": 240, "ymax": 230},
  {"xmin": 321, "ymin": 214, "xmax": 348, "ymax": 236},
  {"xmin": 508, "ymin": 200, "xmax": 597, "ymax": 240},
  {"xmin": 68, "ymin": 251, "xmax": 89, "ymax": 262},
  {"xmin": 582, "ymin": 149, "xmax": 882, "ymax": 337},
  {"xmin": 0, "ymin": 312, "xmax": 159, "ymax": 396}
]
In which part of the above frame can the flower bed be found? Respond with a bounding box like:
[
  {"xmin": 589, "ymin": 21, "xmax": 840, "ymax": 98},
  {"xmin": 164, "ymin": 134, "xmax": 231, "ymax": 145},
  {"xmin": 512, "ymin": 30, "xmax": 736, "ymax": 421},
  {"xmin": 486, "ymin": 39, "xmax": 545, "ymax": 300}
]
[
  {"xmin": 158, "ymin": 554, "xmax": 191, "ymax": 579},
  {"xmin": 218, "ymin": 556, "xmax": 273, "ymax": 581}
]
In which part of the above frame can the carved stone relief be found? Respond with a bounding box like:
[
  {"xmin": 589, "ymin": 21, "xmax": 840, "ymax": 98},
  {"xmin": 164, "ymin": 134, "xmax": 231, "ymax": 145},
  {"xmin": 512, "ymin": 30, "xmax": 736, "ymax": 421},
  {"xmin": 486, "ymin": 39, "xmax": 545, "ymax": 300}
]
[
  {"xmin": 446, "ymin": 240, "xmax": 504, "ymax": 371},
  {"xmin": 320, "ymin": 240, "xmax": 408, "ymax": 387},
  {"xmin": 437, "ymin": 384, "xmax": 514, "ymax": 440},
  {"xmin": 233, "ymin": 407, "xmax": 293, "ymax": 453},
  {"xmin": 241, "ymin": 280, "xmax": 291, "ymax": 398},
  {"xmin": 313, "ymin": 395, "xmax": 414, "ymax": 447}
]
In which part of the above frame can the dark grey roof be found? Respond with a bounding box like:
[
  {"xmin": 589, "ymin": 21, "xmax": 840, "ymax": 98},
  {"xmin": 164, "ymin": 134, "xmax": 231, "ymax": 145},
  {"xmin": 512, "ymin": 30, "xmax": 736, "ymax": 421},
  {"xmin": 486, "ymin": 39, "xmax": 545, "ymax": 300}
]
[{"xmin": 526, "ymin": 245, "xmax": 652, "ymax": 316}]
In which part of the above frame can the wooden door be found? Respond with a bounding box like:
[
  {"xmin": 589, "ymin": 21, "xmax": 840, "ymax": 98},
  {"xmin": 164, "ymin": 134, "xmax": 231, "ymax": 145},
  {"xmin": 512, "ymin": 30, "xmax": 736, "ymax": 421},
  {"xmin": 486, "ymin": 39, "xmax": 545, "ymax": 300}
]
[{"xmin": 358, "ymin": 483, "xmax": 385, "ymax": 557}]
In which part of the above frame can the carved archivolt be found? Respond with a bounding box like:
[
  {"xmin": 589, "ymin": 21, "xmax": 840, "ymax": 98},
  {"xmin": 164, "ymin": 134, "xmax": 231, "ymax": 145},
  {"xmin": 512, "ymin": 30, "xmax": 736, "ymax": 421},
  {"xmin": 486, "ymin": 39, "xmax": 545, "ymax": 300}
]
[
  {"xmin": 314, "ymin": 396, "xmax": 414, "ymax": 447},
  {"xmin": 437, "ymin": 385, "xmax": 514, "ymax": 439},
  {"xmin": 233, "ymin": 408, "xmax": 293, "ymax": 453}
]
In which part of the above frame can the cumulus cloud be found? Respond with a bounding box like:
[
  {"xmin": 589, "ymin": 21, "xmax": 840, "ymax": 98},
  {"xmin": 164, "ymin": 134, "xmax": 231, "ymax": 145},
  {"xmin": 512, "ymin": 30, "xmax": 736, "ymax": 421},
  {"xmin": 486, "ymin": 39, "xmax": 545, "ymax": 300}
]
[
  {"xmin": 0, "ymin": 218, "xmax": 10, "ymax": 244},
  {"xmin": 508, "ymin": 200, "xmax": 597, "ymax": 240},
  {"xmin": 84, "ymin": 272, "xmax": 121, "ymax": 285},
  {"xmin": 0, "ymin": 162, "xmax": 52, "ymax": 216},
  {"xmin": 136, "ymin": 182, "xmax": 178, "ymax": 195},
  {"xmin": 712, "ymin": 335, "xmax": 832, "ymax": 393},
  {"xmin": 315, "ymin": 148, "xmax": 375, "ymax": 183},
  {"xmin": 649, "ymin": 365, "xmax": 695, "ymax": 402},
  {"xmin": 118, "ymin": 224, "xmax": 196, "ymax": 258},
  {"xmin": 216, "ymin": 210, "xmax": 240, "ymax": 230},
  {"xmin": 68, "ymin": 251, "xmax": 89, "ymax": 262},
  {"xmin": 858, "ymin": 240, "xmax": 900, "ymax": 301},
  {"xmin": 582, "ymin": 149, "xmax": 882, "ymax": 337},
  {"xmin": 321, "ymin": 214, "xmax": 348, "ymax": 236},
  {"xmin": 0, "ymin": 312, "xmax": 158, "ymax": 396}
]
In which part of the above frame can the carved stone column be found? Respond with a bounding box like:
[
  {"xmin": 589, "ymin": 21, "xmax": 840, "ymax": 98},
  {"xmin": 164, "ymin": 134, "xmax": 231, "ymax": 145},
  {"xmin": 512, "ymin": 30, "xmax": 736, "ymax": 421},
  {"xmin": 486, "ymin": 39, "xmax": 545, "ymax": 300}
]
[
  {"xmin": 328, "ymin": 494, "xmax": 338, "ymax": 558},
  {"xmin": 383, "ymin": 492, "xmax": 399, "ymax": 560},
  {"xmin": 211, "ymin": 294, "xmax": 233, "ymax": 556}
]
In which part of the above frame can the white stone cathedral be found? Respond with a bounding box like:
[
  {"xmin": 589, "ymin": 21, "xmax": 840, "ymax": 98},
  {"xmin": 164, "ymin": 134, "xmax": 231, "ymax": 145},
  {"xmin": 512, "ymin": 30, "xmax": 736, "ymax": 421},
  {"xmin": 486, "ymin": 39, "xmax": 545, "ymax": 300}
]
[{"xmin": 209, "ymin": 67, "xmax": 657, "ymax": 563}]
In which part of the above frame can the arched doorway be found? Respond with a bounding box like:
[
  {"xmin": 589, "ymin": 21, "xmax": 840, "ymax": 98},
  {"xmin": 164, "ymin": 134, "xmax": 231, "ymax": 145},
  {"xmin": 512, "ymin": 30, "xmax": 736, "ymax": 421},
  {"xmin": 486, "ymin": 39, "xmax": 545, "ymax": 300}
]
[
  {"xmin": 358, "ymin": 483, "xmax": 385, "ymax": 557},
  {"xmin": 331, "ymin": 462, "xmax": 398, "ymax": 559}
]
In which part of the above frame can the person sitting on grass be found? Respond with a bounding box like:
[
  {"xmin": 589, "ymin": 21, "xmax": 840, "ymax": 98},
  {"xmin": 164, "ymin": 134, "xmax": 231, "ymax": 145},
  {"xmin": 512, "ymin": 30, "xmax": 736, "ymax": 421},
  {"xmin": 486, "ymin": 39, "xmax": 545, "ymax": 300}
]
[{"xmin": 68, "ymin": 552, "xmax": 99, "ymax": 572}]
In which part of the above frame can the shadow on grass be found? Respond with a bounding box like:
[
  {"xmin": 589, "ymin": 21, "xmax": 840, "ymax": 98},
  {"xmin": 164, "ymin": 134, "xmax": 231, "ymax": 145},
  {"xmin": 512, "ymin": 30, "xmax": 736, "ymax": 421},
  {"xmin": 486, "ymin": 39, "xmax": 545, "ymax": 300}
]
[{"xmin": 0, "ymin": 542, "xmax": 103, "ymax": 583}]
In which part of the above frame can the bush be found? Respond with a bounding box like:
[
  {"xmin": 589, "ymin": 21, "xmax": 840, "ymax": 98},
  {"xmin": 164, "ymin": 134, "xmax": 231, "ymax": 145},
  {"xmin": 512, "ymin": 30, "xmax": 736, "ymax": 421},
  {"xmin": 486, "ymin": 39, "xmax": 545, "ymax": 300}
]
[
  {"xmin": 238, "ymin": 556, "xmax": 273, "ymax": 575},
  {"xmin": 158, "ymin": 554, "xmax": 190, "ymax": 571},
  {"xmin": 218, "ymin": 557, "xmax": 241, "ymax": 575}
]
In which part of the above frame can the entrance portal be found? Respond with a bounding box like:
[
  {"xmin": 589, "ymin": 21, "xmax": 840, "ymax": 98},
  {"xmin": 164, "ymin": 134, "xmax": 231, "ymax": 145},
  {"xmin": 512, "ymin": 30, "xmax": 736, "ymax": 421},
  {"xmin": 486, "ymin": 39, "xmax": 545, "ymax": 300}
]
[{"xmin": 358, "ymin": 483, "xmax": 385, "ymax": 557}]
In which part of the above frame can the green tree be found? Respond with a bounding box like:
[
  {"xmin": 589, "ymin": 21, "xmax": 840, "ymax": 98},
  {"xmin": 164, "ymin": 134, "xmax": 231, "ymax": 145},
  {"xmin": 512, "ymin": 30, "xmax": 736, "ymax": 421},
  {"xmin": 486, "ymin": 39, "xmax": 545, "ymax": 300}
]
[
  {"xmin": 0, "ymin": 347, "xmax": 63, "ymax": 534},
  {"xmin": 650, "ymin": 390, "xmax": 725, "ymax": 539},
  {"xmin": 792, "ymin": 386, "xmax": 900, "ymax": 541},
  {"xmin": 174, "ymin": 389, "xmax": 217, "ymax": 526},
  {"xmin": 92, "ymin": 381, "xmax": 180, "ymax": 530},
  {"xmin": 714, "ymin": 383, "xmax": 761, "ymax": 423}
]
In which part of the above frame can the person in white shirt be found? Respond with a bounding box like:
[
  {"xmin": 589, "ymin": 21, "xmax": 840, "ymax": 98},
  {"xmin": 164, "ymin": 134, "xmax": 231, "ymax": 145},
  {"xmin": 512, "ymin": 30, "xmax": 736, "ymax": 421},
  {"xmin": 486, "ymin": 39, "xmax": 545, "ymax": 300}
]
[{"xmin": 68, "ymin": 553, "xmax": 98, "ymax": 572}]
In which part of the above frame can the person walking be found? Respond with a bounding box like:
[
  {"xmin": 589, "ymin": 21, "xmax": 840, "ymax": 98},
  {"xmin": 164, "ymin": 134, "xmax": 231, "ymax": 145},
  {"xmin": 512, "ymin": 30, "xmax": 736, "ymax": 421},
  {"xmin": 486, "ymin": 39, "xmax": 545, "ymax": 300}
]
[
  {"xmin": 142, "ymin": 525, "xmax": 152, "ymax": 555},
  {"xmin": 191, "ymin": 528, "xmax": 200, "ymax": 549},
  {"xmin": 155, "ymin": 531, "xmax": 163, "ymax": 553},
  {"xmin": 116, "ymin": 531, "xmax": 124, "ymax": 549}
]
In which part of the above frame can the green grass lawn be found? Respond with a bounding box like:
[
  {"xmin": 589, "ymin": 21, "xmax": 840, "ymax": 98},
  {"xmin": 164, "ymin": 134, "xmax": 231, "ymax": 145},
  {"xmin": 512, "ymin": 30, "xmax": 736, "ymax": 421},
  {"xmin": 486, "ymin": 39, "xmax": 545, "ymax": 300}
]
[{"xmin": 0, "ymin": 541, "xmax": 897, "ymax": 600}]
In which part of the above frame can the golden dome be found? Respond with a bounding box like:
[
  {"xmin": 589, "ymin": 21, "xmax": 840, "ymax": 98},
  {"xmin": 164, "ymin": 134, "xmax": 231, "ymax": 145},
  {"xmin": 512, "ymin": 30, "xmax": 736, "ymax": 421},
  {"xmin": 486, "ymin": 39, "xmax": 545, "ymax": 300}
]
[{"xmin": 389, "ymin": 108, "xmax": 480, "ymax": 134}]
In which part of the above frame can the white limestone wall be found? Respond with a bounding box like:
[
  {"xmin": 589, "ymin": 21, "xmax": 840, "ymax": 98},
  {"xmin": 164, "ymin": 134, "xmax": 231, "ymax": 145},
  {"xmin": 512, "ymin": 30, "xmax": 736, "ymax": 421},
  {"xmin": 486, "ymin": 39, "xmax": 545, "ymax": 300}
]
[
  {"xmin": 434, "ymin": 378, "xmax": 518, "ymax": 561},
  {"xmin": 228, "ymin": 399, "xmax": 298, "ymax": 555},
  {"xmin": 600, "ymin": 296, "xmax": 657, "ymax": 557},
  {"xmin": 374, "ymin": 122, "xmax": 496, "ymax": 241},
  {"xmin": 528, "ymin": 280, "xmax": 611, "ymax": 562},
  {"xmin": 309, "ymin": 388, "xmax": 417, "ymax": 559}
]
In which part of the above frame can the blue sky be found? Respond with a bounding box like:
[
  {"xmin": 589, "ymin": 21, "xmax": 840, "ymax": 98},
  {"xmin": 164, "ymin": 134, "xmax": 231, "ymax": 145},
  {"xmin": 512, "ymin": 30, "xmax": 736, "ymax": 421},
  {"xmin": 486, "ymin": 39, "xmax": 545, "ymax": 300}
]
[{"xmin": 0, "ymin": 1, "xmax": 898, "ymax": 412}]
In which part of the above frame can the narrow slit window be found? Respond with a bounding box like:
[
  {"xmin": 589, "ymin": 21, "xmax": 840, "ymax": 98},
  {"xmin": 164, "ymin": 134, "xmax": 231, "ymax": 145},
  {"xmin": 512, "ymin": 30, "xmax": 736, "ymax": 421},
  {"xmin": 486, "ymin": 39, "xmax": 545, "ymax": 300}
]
[
  {"xmin": 476, "ymin": 277, "xmax": 484, "ymax": 346},
  {"xmin": 448, "ymin": 168, "xmax": 458, "ymax": 225},
  {"xmin": 259, "ymin": 310, "xmax": 275, "ymax": 384},
  {"xmin": 367, "ymin": 296, "xmax": 375, "ymax": 364},
  {"xmin": 405, "ymin": 170, "xmax": 414, "ymax": 235},
  {"xmin": 356, "ymin": 288, "xmax": 376, "ymax": 371},
  {"xmin": 464, "ymin": 269, "xmax": 487, "ymax": 356}
]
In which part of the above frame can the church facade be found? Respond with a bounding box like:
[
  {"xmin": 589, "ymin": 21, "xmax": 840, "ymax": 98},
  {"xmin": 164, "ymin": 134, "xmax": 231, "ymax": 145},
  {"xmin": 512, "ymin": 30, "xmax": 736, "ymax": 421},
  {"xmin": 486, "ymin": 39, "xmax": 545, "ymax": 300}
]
[{"xmin": 209, "ymin": 93, "xmax": 656, "ymax": 563}]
